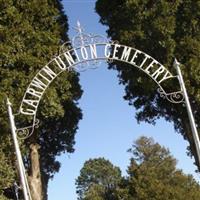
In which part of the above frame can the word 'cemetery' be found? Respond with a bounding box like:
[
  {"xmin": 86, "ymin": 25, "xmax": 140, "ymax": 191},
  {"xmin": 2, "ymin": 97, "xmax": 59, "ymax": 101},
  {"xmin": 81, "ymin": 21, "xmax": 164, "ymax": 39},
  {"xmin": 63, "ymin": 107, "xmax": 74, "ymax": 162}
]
[{"xmin": 20, "ymin": 43, "xmax": 173, "ymax": 116}]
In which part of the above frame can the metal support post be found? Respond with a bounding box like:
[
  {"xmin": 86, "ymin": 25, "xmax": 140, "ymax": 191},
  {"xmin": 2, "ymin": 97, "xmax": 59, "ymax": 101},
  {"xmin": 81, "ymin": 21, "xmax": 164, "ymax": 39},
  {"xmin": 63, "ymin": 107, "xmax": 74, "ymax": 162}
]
[
  {"xmin": 174, "ymin": 59, "xmax": 200, "ymax": 167},
  {"xmin": 7, "ymin": 98, "xmax": 30, "ymax": 200}
]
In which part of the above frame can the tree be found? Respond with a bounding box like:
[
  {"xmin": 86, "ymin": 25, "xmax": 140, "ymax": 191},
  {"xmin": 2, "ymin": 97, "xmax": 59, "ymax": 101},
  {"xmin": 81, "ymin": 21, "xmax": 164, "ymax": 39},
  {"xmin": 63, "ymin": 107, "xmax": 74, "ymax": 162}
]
[
  {"xmin": 0, "ymin": 0, "xmax": 82, "ymax": 199},
  {"xmin": 126, "ymin": 136, "xmax": 200, "ymax": 200},
  {"xmin": 0, "ymin": 137, "xmax": 16, "ymax": 200},
  {"xmin": 76, "ymin": 137, "xmax": 200, "ymax": 200},
  {"xmin": 76, "ymin": 158, "xmax": 122, "ymax": 200},
  {"xmin": 95, "ymin": 0, "xmax": 200, "ymax": 170}
]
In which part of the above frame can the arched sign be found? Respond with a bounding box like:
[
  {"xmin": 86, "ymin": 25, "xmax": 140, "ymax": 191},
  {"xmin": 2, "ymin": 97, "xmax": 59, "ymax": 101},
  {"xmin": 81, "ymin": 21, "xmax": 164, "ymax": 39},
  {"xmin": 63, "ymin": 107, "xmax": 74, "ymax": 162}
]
[{"xmin": 15, "ymin": 22, "xmax": 183, "ymax": 138}]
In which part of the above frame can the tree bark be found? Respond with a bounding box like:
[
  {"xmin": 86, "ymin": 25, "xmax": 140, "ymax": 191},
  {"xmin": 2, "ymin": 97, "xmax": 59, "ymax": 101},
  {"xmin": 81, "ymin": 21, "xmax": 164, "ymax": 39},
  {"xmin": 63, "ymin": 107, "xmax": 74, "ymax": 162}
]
[{"xmin": 28, "ymin": 143, "xmax": 43, "ymax": 200}]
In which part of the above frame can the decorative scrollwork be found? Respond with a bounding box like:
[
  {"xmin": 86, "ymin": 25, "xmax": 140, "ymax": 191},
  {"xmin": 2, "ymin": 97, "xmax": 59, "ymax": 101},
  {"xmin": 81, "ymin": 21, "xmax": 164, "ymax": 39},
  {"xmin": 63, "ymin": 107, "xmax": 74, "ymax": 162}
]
[
  {"xmin": 59, "ymin": 41, "xmax": 72, "ymax": 54},
  {"xmin": 157, "ymin": 88, "xmax": 184, "ymax": 104},
  {"xmin": 17, "ymin": 128, "xmax": 30, "ymax": 139},
  {"xmin": 73, "ymin": 34, "xmax": 92, "ymax": 47},
  {"xmin": 16, "ymin": 119, "xmax": 40, "ymax": 139},
  {"xmin": 74, "ymin": 61, "xmax": 99, "ymax": 72},
  {"xmin": 60, "ymin": 21, "xmax": 110, "ymax": 73},
  {"xmin": 72, "ymin": 21, "xmax": 108, "ymax": 48},
  {"xmin": 92, "ymin": 34, "xmax": 108, "ymax": 44},
  {"xmin": 68, "ymin": 21, "xmax": 109, "ymax": 72},
  {"xmin": 106, "ymin": 40, "xmax": 119, "ymax": 64},
  {"xmin": 15, "ymin": 21, "xmax": 185, "ymax": 141}
]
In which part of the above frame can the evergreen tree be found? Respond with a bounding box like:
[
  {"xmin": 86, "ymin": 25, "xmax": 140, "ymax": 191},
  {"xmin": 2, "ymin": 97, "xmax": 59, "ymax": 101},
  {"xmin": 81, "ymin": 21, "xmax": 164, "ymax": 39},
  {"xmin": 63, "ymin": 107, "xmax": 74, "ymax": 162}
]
[
  {"xmin": 96, "ymin": 0, "xmax": 200, "ymax": 170},
  {"xmin": 0, "ymin": 0, "xmax": 82, "ymax": 199},
  {"xmin": 126, "ymin": 136, "xmax": 200, "ymax": 200},
  {"xmin": 76, "ymin": 137, "xmax": 200, "ymax": 200},
  {"xmin": 76, "ymin": 158, "xmax": 122, "ymax": 200}
]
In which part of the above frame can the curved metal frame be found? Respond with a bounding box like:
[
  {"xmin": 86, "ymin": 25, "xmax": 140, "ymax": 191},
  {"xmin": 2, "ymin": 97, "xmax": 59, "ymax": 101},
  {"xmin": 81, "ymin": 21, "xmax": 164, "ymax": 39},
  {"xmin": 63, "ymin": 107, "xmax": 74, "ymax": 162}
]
[{"xmin": 14, "ymin": 22, "xmax": 184, "ymax": 139}]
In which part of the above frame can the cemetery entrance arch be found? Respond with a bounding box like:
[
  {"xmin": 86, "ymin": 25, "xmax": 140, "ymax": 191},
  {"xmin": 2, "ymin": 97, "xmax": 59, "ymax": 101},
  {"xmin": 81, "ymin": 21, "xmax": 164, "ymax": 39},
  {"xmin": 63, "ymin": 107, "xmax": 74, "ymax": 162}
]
[{"xmin": 15, "ymin": 22, "xmax": 184, "ymax": 138}]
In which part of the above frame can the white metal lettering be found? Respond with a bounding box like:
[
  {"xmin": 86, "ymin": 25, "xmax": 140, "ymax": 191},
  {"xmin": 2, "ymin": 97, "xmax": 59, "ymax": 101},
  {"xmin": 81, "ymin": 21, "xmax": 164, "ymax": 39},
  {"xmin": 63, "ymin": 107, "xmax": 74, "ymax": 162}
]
[
  {"xmin": 89, "ymin": 44, "xmax": 97, "ymax": 59},
  {"xmin": 73, "ymin": 49, "xmax": 80, "ymax": 62},
  {"xmin": 145, "ymin": 60, "xmax": 158, "ymax": 74},
  {"xmin": 81, "ymin": 47, "xmax": 88, "ymax": 60},
  {"xmin": 63, "ymin": 52, "xmax": 75, "ymax": 66},
  {"xmin": 120, "ymin": 46, "xmax": 132, "ymax": 62},
  {"xmin": 139, "ymin": 54, "xmax": 150, "ymax": 68},
  {"xmin": 42, "ymin": 66, "xmax": 57, "ymax": 80},
  {"xmin": 130, "ymin": 50, "xmax": 141, "ymax": 65},
  {"xmin": 112, "ymin": 44, "xmax": 121, "ymax": 59},
  {"xmin": 38, "ymin": 72, "xmax": 51, "ymax": 83},
  {"xmin": 158, "ymin": 71, "xmax": 173, "ymax": 83},
  {"xmin": 54, "ymin": 57, "xmax": 67, "ymax": 70},
  {"xmin": 23, "ymin": 99, "xmax": 38, "ymax": 108},
  {"xmin": 151, "ymin": 66, "xmax": 165, "ymax": 80},
  {"xmin": 30, "ymin": 77, "xmax": 47, "ymax": 90},
  {"xmin": 26, "ymin": 88, "xmax": 43, "ymax": 99},
  {"xmin": 20, "ymin": 107, "xmax": 36, "ymax": 115},
  {"xmin": 104, "ymin": 44, "xmax": 111, "ymax": 58}
]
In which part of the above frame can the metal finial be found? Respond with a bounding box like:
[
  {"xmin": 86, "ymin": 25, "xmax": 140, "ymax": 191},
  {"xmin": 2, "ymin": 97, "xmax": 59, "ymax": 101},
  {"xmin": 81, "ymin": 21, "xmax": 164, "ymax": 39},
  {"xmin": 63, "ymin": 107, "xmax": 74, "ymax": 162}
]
[
  {"xmin": 173, "ymin": 58, "xmax": 180, "ymax": 69},
  {"xmin": 7, "ymin": 97, "xmax": 12, "ymax": 106},
  {"xmin": 73, "ymin": 20, "xmax": 85, "ymax": 46},
  {"xmin": 77, "ymin": 20, "xmax": 81, "ymax": 30},
  {"xmin": 73, "ymin": 20, "xmax": 84, "ymax": 34}
]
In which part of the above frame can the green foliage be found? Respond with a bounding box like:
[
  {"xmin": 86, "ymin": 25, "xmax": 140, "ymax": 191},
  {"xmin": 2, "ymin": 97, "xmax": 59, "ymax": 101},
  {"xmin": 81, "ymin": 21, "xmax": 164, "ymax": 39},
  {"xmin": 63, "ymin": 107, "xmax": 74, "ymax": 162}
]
[
  {"xmin": 0, "ymin": 136, "xmax": 15, "ymax": 200},
  {"xmin": 77, "ymin": 137, "xmax": 200, "ymax": 200},
  {"xmin": 96, "ymin": 0, "xmax": 200, "ymax": 169},
  {"xmin": 0, "ymin": 0, "xmax": 82, "ymax": 197},
  {"xmin": 127, "ymin": 136, "xmax": 200, "ymax": 200},
  {"xmin": 76, "ymin": 158, "xmax": 122, "ymax": 200},
  {"xmin": 0, "ymin": 195, "xmax": 9, "ymax": 200}
]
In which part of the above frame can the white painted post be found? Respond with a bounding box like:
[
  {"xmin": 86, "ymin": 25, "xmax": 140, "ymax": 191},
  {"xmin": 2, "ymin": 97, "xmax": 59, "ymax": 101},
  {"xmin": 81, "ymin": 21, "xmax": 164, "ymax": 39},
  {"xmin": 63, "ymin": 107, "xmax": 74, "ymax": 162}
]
[
  {"xmin": 174, "ymin": 59, "xmax": 200, "ymax": 167},
  {"xmin": 7, "ymin": 98, "xmax": 30, "ymax": 200}
]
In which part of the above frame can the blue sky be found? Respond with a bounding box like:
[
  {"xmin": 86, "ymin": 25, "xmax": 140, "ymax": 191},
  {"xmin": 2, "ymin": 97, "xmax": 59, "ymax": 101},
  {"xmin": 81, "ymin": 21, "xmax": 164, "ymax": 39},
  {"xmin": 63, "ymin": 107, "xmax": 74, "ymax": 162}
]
[{"xmin": 48, "ymin": 1, "xmax": 200, "ymax": 199}]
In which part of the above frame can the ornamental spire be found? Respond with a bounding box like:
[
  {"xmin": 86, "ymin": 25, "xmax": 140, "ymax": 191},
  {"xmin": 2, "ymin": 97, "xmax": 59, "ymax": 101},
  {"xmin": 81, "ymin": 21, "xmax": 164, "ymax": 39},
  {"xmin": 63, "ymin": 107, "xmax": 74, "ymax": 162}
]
[{"xmin": 73, "ymin": 20, "xmax": 85, "ymax": 46}]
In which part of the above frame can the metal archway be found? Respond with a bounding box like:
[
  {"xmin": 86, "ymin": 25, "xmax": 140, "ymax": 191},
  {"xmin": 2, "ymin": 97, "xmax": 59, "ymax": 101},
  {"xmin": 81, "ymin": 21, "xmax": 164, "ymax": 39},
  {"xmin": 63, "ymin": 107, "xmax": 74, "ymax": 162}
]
[{"xmin": 15, "ymin": 22, "xmax": 184, "ymax": 138}]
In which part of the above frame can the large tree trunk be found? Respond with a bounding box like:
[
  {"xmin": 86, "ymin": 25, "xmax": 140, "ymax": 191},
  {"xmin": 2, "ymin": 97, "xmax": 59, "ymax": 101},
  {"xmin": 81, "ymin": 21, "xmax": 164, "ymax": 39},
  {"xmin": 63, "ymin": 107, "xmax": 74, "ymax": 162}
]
[{"xmin": 28, "ymin": 143, "xmax": 43, "ymax": 200}]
